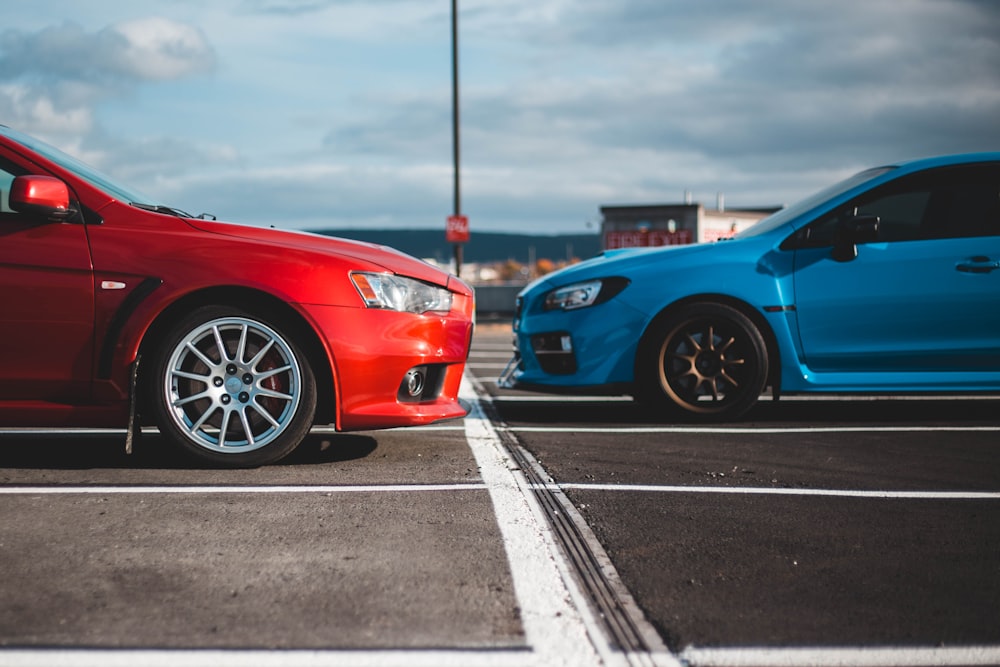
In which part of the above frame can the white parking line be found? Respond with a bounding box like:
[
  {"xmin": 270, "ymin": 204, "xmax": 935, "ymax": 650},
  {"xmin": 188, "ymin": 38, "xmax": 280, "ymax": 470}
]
[
  {"xmin": 556, "ymin": 483, "xmax": 1000, "ymax": 500},
  {"xmin": 0, "ymin": 484, "xmax": 487, "ymax": 495},
  {"xmin": 0, "ymin": 648, "xmax": 535, "ymax": 667},
  {"xmin": 679, "ymin": 644, "xmax": 1000, "ymax": 666},
  {"xmin": 459, "ymin": 377, "xmax": 613, "ymax": 667},
  {"xmin": 477, "ymin": 389, "xmax": 1000, "ymax": 403},
  {"xmin": 486, "ymin": 395, "xmax": 632, "ymax": 402},
  {"xmin": 0, "ymin": 425, "xmax": 470, "ymax": 437},
  {"xmin": 4, "ymin": 424, "xmax": 996, "ymax": 438},
  {"xmin": 511, "ymin": 425, "xmax": 1000, "ymax": 433}
]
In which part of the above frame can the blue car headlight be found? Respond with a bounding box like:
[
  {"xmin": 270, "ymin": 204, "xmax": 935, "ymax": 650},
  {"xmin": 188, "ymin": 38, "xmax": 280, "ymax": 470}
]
[{"xmin": 542, "ymin": 277, "xmax": 629, "ymax": 311}]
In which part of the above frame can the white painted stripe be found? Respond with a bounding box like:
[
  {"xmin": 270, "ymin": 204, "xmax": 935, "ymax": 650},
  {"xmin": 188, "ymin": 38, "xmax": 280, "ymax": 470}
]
[
  {"xmin": 511, "ymin": 425, "xmax": 1000, "ymax": 433},
  {"xmin": 349, "ymin": 425, "xmax": 467, "ymax": 433},
  {"xmin": 0, "ymin": 425, "xmax": 468, "ymax": 437},
  {"xmin": 556, "ymin": 483, "xmax": 1000, "ymax": 500},
  {"xmin": 0, "ymin": 648, "xmax": 534, "ymax": 667},
  {"xmin": 470, "ymin": 389, "xmax": 1000, "ymax": 403},
  {"xmin": 0, "ymin": 428, "xmax": 133, "ymax": 436},
  {"xmin": 0, "ymin": 484, "xmax": 487, "ymax": 495},
  {"xmin": 489, "ymin": 393, "xmax": 999, "ymax": 403},
  {"xmin": 6, "ymin": 643, "xmax": 995, "ymax": 667},
  {"xmin": 779, "ymin": 394, "xmax": 1000, "ymax": 402},
  {"xmin": 459, "ymin": 377, "xmax": 611, "ymax": 667},
  {"xmin": 490, "ymin": 395, "xmax": 632, "ymax": 402},
  {"xmin": 679, "ymin": 644, "xmax": 1000, "ymax": 666}
]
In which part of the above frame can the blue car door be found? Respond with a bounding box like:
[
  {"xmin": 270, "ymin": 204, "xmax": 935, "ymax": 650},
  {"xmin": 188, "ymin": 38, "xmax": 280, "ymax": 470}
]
[{"xmin": 789, "ymin": 164, "xmax": 1000, "ymax": 375}]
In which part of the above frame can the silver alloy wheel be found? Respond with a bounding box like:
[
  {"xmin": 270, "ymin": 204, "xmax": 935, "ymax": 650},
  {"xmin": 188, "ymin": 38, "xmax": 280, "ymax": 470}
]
[{"xmin": 162, "ymin": 316, "xmax": 303, "ymax": 453}]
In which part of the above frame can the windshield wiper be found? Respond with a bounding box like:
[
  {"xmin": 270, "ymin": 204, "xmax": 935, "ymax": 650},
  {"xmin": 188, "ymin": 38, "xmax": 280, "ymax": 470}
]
[{"xmin": 130, "ymin": 202, "xmax": 193, "ymax": 218}]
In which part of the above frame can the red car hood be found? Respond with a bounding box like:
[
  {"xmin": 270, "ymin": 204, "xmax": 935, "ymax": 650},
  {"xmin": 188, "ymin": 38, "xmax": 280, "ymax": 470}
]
[{"xmin": 186, "ymin": 219, "xmax": 471, "ymax": 296}]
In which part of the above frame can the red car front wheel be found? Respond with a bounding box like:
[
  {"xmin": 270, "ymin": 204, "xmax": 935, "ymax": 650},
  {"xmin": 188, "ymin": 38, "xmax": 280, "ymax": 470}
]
[{"xmin": 149, "ymin": 306, "xmax": 317, "ymax": 467}]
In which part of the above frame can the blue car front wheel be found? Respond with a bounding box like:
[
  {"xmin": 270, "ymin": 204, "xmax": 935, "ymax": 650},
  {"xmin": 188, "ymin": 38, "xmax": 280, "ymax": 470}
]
[{"xmin": 636, "ymin": 302, "xmax": 768, "ymax": 421}]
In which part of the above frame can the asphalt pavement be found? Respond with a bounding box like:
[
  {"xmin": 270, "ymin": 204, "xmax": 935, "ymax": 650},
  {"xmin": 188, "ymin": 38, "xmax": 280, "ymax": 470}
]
[
  {"xmin": 0, "ymin": 324, "xmax": 998, "ymax": 667},
  {"xmin": 470, "ymin": 324, "xmax": 1000, "ymax": 666}
]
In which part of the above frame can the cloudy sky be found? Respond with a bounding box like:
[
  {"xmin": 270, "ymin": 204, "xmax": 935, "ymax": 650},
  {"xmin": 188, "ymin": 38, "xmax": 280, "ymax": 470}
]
[{"xmin": 2, "ymin": 0, "xmax": 998, "ymax": 234}]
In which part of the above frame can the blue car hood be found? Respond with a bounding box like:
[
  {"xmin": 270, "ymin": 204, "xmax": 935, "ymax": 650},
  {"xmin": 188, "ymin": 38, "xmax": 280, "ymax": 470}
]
[{"xmin": 525, "ymin": 242, "xmax": 723, "ymax": 293}]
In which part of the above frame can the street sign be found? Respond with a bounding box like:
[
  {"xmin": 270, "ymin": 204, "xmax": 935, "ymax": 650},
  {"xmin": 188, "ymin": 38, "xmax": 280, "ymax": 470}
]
[{"xmin": 446, "ymin": 214, "xmax": 470, "ymax": 243}]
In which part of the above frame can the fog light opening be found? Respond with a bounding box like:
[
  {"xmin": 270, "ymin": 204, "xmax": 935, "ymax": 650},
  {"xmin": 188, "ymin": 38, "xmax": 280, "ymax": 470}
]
[
  {"xmin": 398, "ymin": 364, "xmax": 447, "ymax": 403},
  {"xmin": 530, "ymin": 331, "xmax": 578, "ymax": 375},
  {"xmin": 404, "ymin": 368, "xmax": 425, "ymax": 397}
]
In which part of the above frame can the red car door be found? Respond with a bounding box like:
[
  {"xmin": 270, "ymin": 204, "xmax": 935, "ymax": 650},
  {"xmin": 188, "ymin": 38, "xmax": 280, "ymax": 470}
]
[{"xmin": 0, "ymin": 156, "xmax": 95, "ymax": 404}]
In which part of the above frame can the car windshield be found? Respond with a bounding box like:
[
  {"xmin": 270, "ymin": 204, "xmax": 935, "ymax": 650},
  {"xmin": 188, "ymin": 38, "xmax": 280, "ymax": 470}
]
[
  {"xmin": 0, "ymin": 125, "xmax": 170, "ymax": 211},
  {"xmin": 733, "ymin": 166, "xmax": 896, "ymax": 239}
]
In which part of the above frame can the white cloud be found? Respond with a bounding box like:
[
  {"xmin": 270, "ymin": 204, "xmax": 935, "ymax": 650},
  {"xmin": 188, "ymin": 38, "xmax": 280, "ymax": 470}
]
[
  {"xmin": 0, "ymin": 83, "xmax": 94, "ymax": 136},
  {"xmin": 111, "ymin": 17, "xmax": 215, "ymax": 80},
  {"xmin": 0, "ymin": 18, "xmax": 214, "ymax": 85},
  {"xmin": 0, "ymin": 15, "xmax": 215, "ymax": 151}
]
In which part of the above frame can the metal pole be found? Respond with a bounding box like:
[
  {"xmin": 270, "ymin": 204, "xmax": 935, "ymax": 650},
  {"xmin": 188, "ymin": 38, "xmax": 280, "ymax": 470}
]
[{"xmin": 451, "ymin": 0, "xmax": 462, "ymax": 277}]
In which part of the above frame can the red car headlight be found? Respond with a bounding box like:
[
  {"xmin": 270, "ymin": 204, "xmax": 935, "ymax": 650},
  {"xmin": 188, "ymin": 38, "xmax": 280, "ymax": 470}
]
[{"xmin": 350, "ymin": 272, "xmax": 454, "ymax": 314}]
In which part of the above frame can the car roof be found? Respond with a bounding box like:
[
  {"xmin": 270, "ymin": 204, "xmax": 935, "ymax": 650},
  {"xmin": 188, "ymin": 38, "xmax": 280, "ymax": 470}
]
[{"xmin": 887, "ymin": 151, "xmax": 1000, "ymax": 172}]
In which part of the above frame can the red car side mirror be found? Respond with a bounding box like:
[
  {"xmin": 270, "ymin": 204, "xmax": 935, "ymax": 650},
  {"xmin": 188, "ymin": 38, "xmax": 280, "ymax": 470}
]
[{"xmin": 9, "ymin": 174, "xmax": 77, "ymax": 221}]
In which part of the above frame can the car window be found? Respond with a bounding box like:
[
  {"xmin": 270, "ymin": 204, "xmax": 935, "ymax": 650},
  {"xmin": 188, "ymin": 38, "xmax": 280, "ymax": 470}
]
[
  {"xmin": 0, "ymin": 157, "xmax": 28, "ymax": 214},
  {"xmin": 921, "ymin": 174, "xmax": 1000, "ymax": 239},
  {"xmin": 787, "ymin": 164, "xmax": 1000, "ymax": 248},
  {"xmin": 734, "ymin": 166, "xmax": 894, "ymax": 239},
  {"xmin": 0, "ymin": 125, "xmax": 160, "ymax": 208}
]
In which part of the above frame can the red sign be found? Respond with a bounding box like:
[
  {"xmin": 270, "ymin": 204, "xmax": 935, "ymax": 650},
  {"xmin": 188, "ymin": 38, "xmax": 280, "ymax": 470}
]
[
  {"xmin": 604, "ymin": 229, "xmax": 692, "ymax": 249},
  {"xmin": 446, "ymin": 215, "xmax": 470, "ymax": 243}
]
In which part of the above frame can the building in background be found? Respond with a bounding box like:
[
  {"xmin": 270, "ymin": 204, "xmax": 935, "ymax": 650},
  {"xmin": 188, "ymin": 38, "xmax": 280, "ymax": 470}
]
[{"xmin": 600, "ymin": 197, "xmax": 782, "ymax": 249}]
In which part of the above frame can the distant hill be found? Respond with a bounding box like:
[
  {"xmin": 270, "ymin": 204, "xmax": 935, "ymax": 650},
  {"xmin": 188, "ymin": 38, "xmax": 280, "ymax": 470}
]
[{"xmin": 313, "ymin": 228, "xmax": 603, "ymax": 264}]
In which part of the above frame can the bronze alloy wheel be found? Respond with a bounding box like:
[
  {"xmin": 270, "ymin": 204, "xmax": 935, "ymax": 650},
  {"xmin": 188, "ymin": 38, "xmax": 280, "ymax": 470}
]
[{"xmin": 638, "ymin": 302, "xmax": 767, "ymax": 420}]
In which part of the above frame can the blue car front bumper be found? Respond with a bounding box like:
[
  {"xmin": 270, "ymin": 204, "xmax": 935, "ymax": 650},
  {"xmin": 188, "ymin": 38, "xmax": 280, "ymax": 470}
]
[{"xmin": 499, "ymin": 297, "xmax": 648, "ymax": 394}]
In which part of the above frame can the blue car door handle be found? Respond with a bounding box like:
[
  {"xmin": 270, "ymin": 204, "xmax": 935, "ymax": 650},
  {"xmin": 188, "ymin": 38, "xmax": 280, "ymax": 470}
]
[{"xmin": 956, "ymin": 256, "xmax": 1000, "ymax": 273}]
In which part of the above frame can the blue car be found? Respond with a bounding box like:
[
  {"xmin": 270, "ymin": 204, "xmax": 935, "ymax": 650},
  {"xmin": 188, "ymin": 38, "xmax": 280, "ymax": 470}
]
[{"xmin": 499, "ymin": 153, "xmax": 1000, "ymax": 420}]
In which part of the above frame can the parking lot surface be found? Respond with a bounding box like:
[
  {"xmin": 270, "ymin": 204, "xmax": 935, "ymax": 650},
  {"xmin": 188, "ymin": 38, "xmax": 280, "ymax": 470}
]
[
  {"xmin": 471, "ymin": 325, "xmax": 1000, "ymax": 666},
  {"xmin": 0, "ymin": 324, "xmax": 998, "ymax": 667}
]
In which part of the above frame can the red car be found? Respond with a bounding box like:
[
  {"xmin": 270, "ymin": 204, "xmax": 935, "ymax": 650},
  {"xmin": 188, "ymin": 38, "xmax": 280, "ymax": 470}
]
[{"xmin": 0, "ymin": 125, "xmax": 475, "ymax": 466}]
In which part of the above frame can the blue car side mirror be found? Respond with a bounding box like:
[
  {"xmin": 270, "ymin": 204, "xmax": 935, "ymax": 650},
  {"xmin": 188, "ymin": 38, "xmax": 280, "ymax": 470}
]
[{"xmin": 832, "ymin": 214, "xmax": 880, "ymax": 262}]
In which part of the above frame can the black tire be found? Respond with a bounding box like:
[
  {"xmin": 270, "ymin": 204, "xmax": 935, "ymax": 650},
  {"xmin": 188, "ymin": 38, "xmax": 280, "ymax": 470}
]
[
  {"xmin": 636, "ymin": 302, "xmax": 767, "ymax": 421},
  {"xmin": 148, "ymin": 305, "xmax": 317, "ymax": 467}
]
